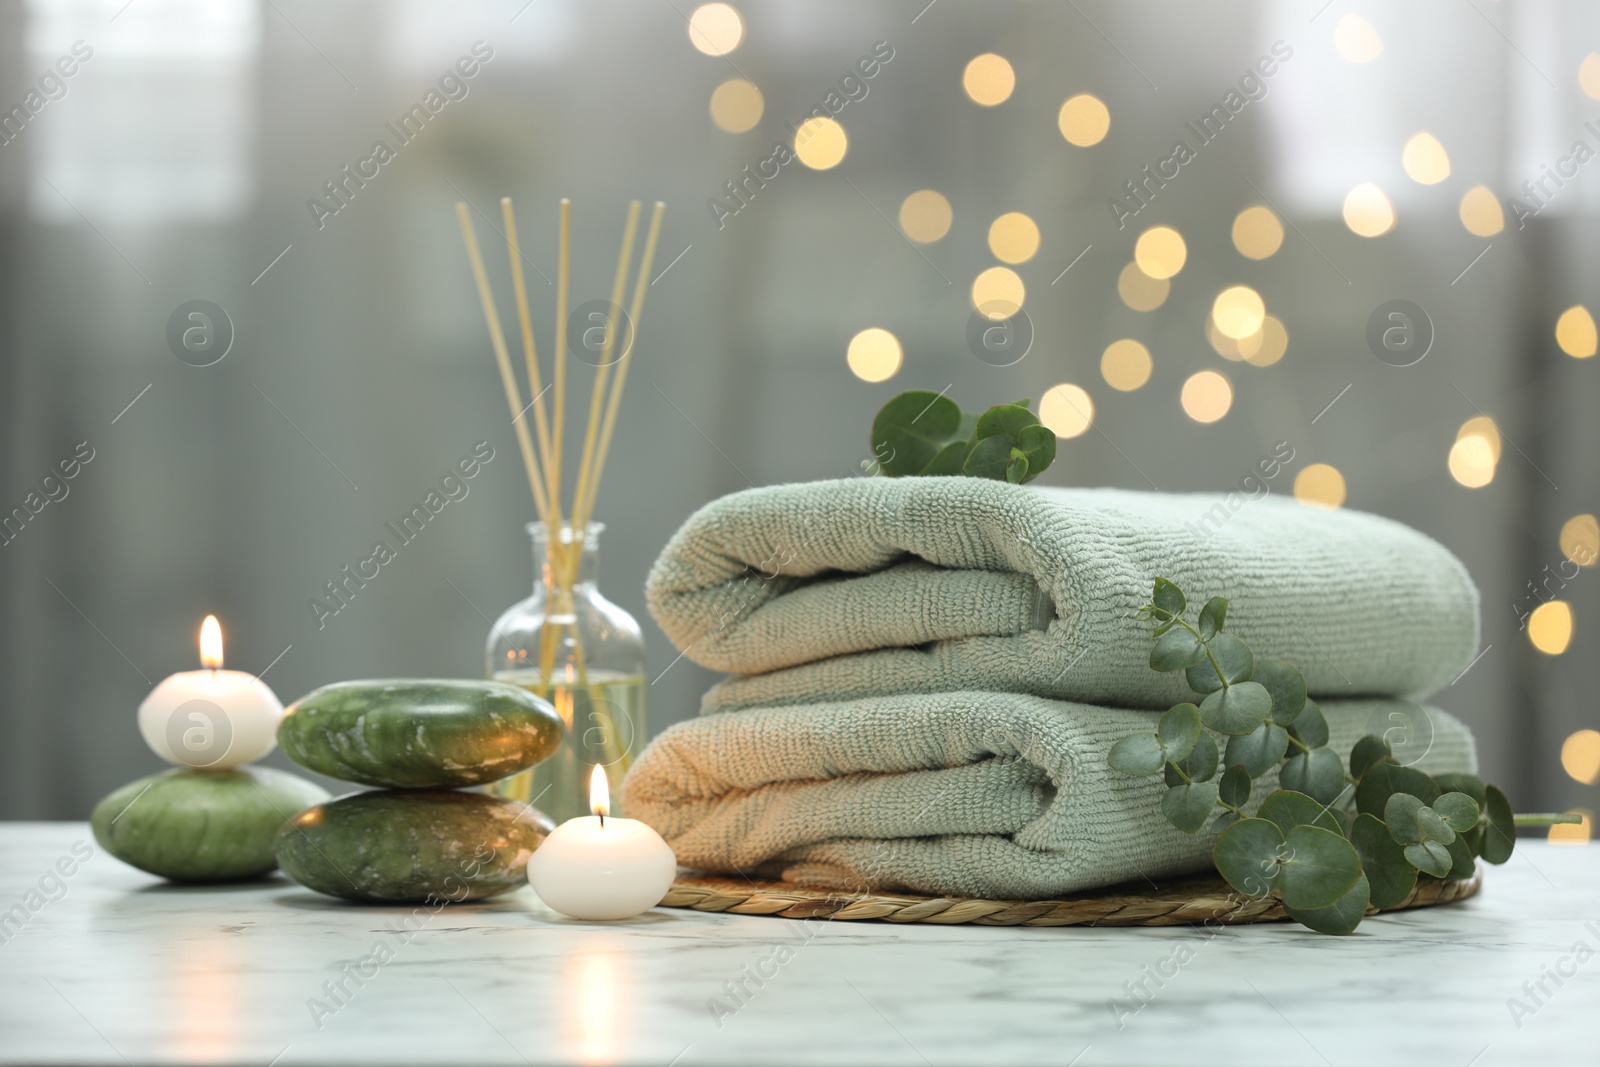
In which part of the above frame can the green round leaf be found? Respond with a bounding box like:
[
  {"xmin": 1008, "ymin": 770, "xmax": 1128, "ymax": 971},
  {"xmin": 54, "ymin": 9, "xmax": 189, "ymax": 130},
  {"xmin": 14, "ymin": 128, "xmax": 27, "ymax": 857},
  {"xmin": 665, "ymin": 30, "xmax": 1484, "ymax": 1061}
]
[
  {"xmin": 1213, "ymin": 817, "xmax": 1284, "ymax": 899},
  {"xmin": 1200, "ymin": 680, "xmax": 1272, "ymax": 734},
  {"xmin": 1198, "ymin": 596, "xmax": 1228, "ymax": 640},
  {"xmin": 1004, "ymin": 449, "xmax": 1030, "ymax": 485},
  {"xmin": 920, "ymin": 439, "xmax": 974, "ymax": 476},
  {"xmin": 1431, "ymin": 773, "xmax": 1487, "ymax": 811},
  {"xmin": 1157, "ymin": 703, "xmax": 1203, "ymax": 762},
  {"xmin": 974, "ymin": 403, "xmax": 1040, "ymax": 441},
  {"xmin": 1480, "ymin": 785, "xmax": 1516, "ymax": 865},
  {"xmin": 1279, "ymin": 825, "xmax": 1364, "ymax": 911},
  {"xmin": 1416, "ymin": 805, "xmax": 1456, "ymax": 847},
  {"xmin": 1224, "ymin": 722, "xmax": 1289, "ymax": 777},
  {"xmin": 1169, "ymin": 731, "xmax": 1219, "ymax": 785},
  {"xmin": 1383, "ymin": 793, "xmax": 1427, "ymax": 845},
  {"xmin": 1349, "ymin": 735, "xmax": 1392, "ymax": 780},
  {"xmin": 1107, "ymin": 733, "xmax": 1165, "ymax": 777},
  {"xmin": 1285, "ymin": 872, "xmax": 1370, "ymax": 935},
  {"xmin": 1356, "ymin": 760, "xmax": 1440, "ymax": 818},
  {"xmin": 1163, "ymin": 782, "xmax": 1221, "ymax": 834},
  {"xmin": 1443, "ymin": 832, "xmax": 1477, "ymax": 880},
  {"xmin": 1286, "ymin": 699, "xmax": 1329, "ymax": 746},
  {"xmin": 1351, "ymin": 812, "xmax": 1418, "ymax": 909},
  {"xmin": 1151, "ymin": 629, "xmax": 1205, "ymax": 672},
  {"xmin": 1404, "ymin": 840, "xmax": 1453, "ymax": 878},
  {"xmin": 1186, "ymin": 633, "xmax": 1255, "ymax": 693},
  {"xmin": 1151, "ymin": 578, "xmax": 1186, "ymax": 620},
  {"xmin": 1257, "ymin": 789, "xmax": 1342, "ymax": 835},
  {"xmin": 1279, "ymin": 748, "xmax": 1347, "ymax": 807},
  {"xmin": 962, "ymin": 435, "xmax": 1018, "ymax": 481},
  {"xmin": 1219, "ymin": 765, "xmax": 1252, "ymax": 809},
  {"xmin": 1434, "ymin": 791, "xmax": 1481, "ymax": 834},
  {"xmin": 1213, "ymin": 810, "xmax": 1240, "ymax": 832},
  {"xmin": 871, "ymin": 391, "xmax": 963, "ymax": 476},
  {"xmin": 1254, "ymin": 660, "xmax": 1307, "ymax": 726},
  {"xmin": 1015, "ymin": 423, "xmax": 1056, "ymax": 479}
]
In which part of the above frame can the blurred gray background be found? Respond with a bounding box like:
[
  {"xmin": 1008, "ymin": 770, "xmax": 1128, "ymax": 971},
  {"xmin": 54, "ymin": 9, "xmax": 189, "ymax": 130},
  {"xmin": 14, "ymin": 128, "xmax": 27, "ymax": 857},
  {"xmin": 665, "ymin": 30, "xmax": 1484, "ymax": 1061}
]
[{"xmin": 1, "ymin": 0, "xmax": 1596, "ymax": 827}]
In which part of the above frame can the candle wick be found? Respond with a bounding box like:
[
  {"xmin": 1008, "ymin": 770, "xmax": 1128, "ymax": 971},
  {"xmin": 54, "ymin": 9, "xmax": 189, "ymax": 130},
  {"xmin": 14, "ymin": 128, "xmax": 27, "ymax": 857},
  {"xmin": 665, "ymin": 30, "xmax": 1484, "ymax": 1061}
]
[{"xmin": 598, "ymin": 813, "xmax": 605, "ymax": 828}]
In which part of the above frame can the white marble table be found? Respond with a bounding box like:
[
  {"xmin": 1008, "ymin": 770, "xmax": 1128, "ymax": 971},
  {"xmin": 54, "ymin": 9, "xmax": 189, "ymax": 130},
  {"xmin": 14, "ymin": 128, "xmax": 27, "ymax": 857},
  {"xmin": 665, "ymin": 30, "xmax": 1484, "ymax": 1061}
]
[{"xmin": 0, "ymin": 824, "xmax": 1594, "ymax": 1067}]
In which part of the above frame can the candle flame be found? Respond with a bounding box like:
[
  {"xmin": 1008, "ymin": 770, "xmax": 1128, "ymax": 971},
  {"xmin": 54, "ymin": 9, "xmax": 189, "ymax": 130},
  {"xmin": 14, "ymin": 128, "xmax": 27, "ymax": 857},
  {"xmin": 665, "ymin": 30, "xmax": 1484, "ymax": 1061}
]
[
  {"xmin": 199, "ymin": 615, "xmax": 224, "ymax": 670},
  {"xmin": 589, "ymin": 764, "xmax": 610, "ymax": 819}
]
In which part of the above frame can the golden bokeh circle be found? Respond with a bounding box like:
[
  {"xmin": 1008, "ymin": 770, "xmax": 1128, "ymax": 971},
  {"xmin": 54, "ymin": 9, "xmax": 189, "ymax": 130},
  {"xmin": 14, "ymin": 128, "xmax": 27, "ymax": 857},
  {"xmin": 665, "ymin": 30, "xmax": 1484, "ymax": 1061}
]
[
  {"xmin": 1040, "ymin": 383, "xmax": 1094, "ymax": 439},
  {"xmin": 899, "ymin": 190, "xmax": 952, "ymax": 244},
  {"xmin": 1528, "ymin": 601, "xmax": 1574, "ymax": 656},
  {"xmin": 1402, "ymin": 131, "xmax": 1451, "ymax": 185},
  {"xmin": 1559, "ymin": 514, "xmax": 1599, "ymax": 568},
  {"xmin": 1448, "ymin": 435, "xmax": 1495, "ymax": 488},
  {"xmin": 1232, "ymin": 206, "xmax": 1284, "ymax": 260},
  {"xmin": 1458, "ymin": 185, "xmax": 1505, "ymax": 237},
  {"xmin": 1117, "ymin": 262, "xmax": 1169, "ymax": 311},
  {"xmin": 709, "ymin": 78, "xmax": 764, "ymax": 133},
  {"xmin": 1343, "ymin": 182, "xmax": 1396, "ymax": 237},
  {"xmin": 1134, "ymin": 226, "xmax": 1187, "ymax": 280},
  {"xmin": 1100, "ymin": 339, "xmax": 1152, "ymax": 392},
  {"xmin": 1212, "ymin": 285, "xmax": 1266, "ymax": 340},
  {"xmin": 1562, "ymin": 729, "xmax": 1600, "ymax": 784},
  {"xmin": 1334, "ymin": 13, "xmax": 1383, "ymax": 64},
  {"xmin": 1555, "ymin": 305, "xmax": 1598, "ymax": 358},
  {"xmin": 988, "ymin": 212, "xmax": 1040, "ymax": 264},
  {"xmin": 1058, "ymin": 94, "xmax": 1110, "ymax": 147},
  {"xmin": 1294, "ymin": 463, "xmax": 1347, "ymax": 509},
  {"xmin": 688, "ymin": 3, "xmax": 744, "ymax": 56},
  {"xmin": 971, "ymin": 267, "xmax": 1025, "ymax": 320},
  {"xmin": 794, "ymin": 116, "xmax": 848, "ymax": 170},
  {"xmin": 1243, "ymin": 315, "xmax": 1288, "ymax": 367},
  {"xmin": 1180, "ymin": 370, "xmax": 1233, "ymax": 424},
  {"xmin": 963, "ymin": 53, "xmax": 1015, "ymax": 106},
  {"xmin": 846, "ymin": 328, "xmax": 902, "ymax": 383}
]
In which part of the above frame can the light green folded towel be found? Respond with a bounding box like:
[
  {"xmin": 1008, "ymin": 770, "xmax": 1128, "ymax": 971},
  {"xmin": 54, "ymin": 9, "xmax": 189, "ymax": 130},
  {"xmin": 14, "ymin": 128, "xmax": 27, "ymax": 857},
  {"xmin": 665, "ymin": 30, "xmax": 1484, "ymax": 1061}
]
[
  {"xmin": 622, "ymin": 693, "xmax": 1477, "ymax": 899},
  {"xmin": 646, "ymin": 478, "xmax": 1479, "ymax": 712}
]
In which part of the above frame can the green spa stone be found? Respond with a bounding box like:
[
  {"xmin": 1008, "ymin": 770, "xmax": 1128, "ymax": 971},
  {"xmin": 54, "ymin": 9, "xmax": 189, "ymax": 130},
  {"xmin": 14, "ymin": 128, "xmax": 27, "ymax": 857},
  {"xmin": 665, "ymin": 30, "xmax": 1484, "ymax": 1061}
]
[
  {"xmin": 91, "ymin": 766, "xmax": 330, "ymax": 883},
  {"xmin": 275, "ymin": 790, "xmax": 554, "ymax": 903},
  {"xmin": 278, "ymin": 678, "xmax": 564, "ymax": 789}
]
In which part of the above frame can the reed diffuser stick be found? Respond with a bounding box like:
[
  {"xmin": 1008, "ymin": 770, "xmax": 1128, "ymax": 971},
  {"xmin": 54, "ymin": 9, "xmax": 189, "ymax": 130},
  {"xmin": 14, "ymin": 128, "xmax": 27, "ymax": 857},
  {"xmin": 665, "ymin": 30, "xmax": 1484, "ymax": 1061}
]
[
  {"xmin": 454, "ymin": 203, "xmax": 550, "ymax": 523},
  {"xmin": 576, "ymin": 201, "xmax": 666, "ymax": 540},
  {"xmin": 500, "ymin": 198, "xmax": 558, "ymax": 513},
  {"xmin": 551, "ymin": 199, "xmax": 572, "ymax": 522},
  {"xmin": 569, "ymin": 200, "xmax": 641, "ymax": 547}
]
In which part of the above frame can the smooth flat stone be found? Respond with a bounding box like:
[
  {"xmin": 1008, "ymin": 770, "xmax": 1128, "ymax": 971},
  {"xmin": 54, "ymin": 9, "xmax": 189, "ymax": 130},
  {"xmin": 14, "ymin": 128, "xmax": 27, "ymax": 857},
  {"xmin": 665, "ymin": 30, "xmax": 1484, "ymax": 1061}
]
[
  {"xmin": 277, "ymin": 678, "xmax": 564, "ymax": 789},
  {"xmin": 90, "ymin": 766, "xmax": 329, "ymax": 883},
  {"xmin": 275, "ymin": 789, "xmax": 554, "ymax": 903}
]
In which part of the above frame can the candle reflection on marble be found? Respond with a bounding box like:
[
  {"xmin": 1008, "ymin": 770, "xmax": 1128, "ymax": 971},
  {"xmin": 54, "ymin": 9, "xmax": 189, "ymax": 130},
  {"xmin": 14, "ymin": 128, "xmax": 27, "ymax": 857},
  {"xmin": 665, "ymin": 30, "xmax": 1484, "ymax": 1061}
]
[
  {"xmin": 563, "ymin": 940, "xmax": 628, "ymax": 1065},
  {"xmin": 526, "ymin": 765, "xmax": 676, "ymax": 920}
]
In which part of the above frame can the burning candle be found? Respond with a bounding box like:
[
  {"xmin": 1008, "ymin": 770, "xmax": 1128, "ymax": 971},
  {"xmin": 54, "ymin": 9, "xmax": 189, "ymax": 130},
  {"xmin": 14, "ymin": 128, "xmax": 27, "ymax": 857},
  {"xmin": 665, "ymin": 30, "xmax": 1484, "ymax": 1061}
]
[
  {"xmin": 527, "ymin": 765, "xmax": 677, "ymax": 920},
  {"xmin": 136, "ymin": 616, "xmax": 284, "ymax": 770}
]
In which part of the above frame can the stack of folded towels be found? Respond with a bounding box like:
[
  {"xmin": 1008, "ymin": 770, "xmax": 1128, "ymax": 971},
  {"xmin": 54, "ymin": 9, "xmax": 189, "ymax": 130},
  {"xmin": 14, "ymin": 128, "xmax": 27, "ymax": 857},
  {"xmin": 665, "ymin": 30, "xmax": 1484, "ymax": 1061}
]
[{"xmin": 622, "ymin": 477, "xmax": 1481, "ymax": 900}]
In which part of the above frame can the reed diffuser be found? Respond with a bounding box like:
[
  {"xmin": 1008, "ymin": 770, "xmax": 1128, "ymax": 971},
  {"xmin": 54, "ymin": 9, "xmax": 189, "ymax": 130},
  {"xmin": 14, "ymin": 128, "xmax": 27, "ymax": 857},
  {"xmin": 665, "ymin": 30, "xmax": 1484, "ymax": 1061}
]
[{"xmin": 456, "ymin": 196, "xmax": 665, "ymax": 819}]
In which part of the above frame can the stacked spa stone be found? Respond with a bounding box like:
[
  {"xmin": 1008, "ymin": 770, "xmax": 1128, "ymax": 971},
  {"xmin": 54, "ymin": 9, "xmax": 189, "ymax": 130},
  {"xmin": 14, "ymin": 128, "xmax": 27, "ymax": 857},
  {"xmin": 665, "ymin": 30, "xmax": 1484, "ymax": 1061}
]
[{"xmin": 273, "ymin": 679, "xmax": 564, "ymax": 903}]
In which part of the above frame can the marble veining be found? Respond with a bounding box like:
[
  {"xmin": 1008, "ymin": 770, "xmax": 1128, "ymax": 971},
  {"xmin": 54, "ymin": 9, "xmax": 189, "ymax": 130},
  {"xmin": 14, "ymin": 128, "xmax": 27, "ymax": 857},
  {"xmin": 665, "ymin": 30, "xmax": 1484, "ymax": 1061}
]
[{"xmin": 0, "ymin": 824, "xmax": 1595, "ymax": 1066}]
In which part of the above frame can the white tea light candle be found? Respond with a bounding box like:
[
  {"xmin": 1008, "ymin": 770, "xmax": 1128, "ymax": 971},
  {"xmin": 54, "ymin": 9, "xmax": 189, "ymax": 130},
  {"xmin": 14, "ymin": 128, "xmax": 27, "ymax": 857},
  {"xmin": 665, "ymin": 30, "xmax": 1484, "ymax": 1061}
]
[
  {"xmin": 137, "ymin": 616, "xmax": 284, "ymax": 770},
  {"xmin": 527, "ymin": 765, "xmax": 676, "ymax": 920}
]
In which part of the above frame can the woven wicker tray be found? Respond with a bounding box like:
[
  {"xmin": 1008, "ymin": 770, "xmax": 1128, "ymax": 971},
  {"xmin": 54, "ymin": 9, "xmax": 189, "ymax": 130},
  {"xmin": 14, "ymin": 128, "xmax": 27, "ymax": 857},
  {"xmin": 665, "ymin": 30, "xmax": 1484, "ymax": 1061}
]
[{"xmin": 661, "ymin": 867, "xmax": 1482, "ymax": 927}]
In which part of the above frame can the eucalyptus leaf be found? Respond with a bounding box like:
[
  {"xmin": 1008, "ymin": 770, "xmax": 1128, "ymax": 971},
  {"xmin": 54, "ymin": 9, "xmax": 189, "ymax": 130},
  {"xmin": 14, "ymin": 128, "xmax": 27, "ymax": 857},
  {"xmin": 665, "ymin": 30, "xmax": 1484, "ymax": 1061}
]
[
  {"xmin": 1278, "ymin": 825, "xmax": 1364, "ymax": 911},
  {"xmin": 1351, "ymin": 812, "xmax": 1418, "ymax": 909},
  {"xmin": 1152, "ymin": 578, "xmax": 1185, "ymax": 620},
  {"xmin": 1279, "ymin": 748, "xmax": 1347, "ymax": 807},
  {"xmin": 1170, "ymin": 731, "xmax": 1219, "ymax": 784},
  {"xmin": 1383, "ymin": 793, "xmax": 1427, "ymax": 845},
  {"xmin": 1224, "ymin": 722, "xmax": 1289, "ymax": 777},
  {"xmin": 974, "ymin": 403, "xmax": 1040, "ymax": 442},
  {"xmin": 1480, "ymin": 785, "xmax": 1516, "ymax": 865},
  {"xmin": 1186, "ymin": 633, "xmax": 1255, "ymax": 693},
  {"xmin": 1200, "ymin": 681, "xmax": 1272, "ymax": 735},
  {"xmin": 1404, "ymin": 839, "xmax": 1453, "ymax": 878},
  {"xmin": 1356, "ymin": 760, "xmax": 1440, "ymax": 818},
  {"xmin": 1157, "ymin": 703, "xmax": 1203, "ymax": 762},
  {"xmin": 963, "ymin": 435, "xmax": 1018, "ymax": 480},
  {"xmin": 1415, "ymin": 805, "xmax": 1456, "ymax": 847},
  {"xmin": 1286, "ymin": 700, "xmax": 1329, "ymax": 747},
  {"xmin": 1443, "ymin": 832, "xmax": 1477, "ymax": 880},
  {"xmin": 1198, "ymin": 597, "xmax": 1228, "ymax": 640},
  {"xmin": 1257, "ymin": 789, "xmax": 1342, "ymax": 835},
  {"xmin": 1285, "ymin": 872, "xmax": 1370, "ymax": 935},
  {"xmin": 870, "ymin": 391, "xmax": 962, "ymax": 476},
  {"xmin": 1431, "ymin": 773, "xmax": 1487, "ymax": 811},
  {"xmin": 920, "ymin": 439, "xmax": 973, "ymax": 476},
  {"xmin": 1163, "ymin": 782, "xmax": 1221, "ymax": 834},
  {"xmin": 1015, "ymin": 423, "xmax": 1056, "ymax": 476},
  {"xmin": 1213, "ymin": 817, "xmax": 1284, "ymax": 899},
  {"xmin": 1349, "ymin": 734, "xmax": 1392, "ymax": 780},
  {"xmin": 1005, "ymin": 450, "xmax": 1029, "ymax": 485},
  {"xmin": 1151, "ymin": 629, "xmax": 1205, "ymax": 672},
  {"xmin": 1219, "ymin": 766, "xmax": 1252, "ymax": 809},
  {"xmin": 1213, "ymin": 811, "xmax": 1240, "ymax": 832},
  {"xmin": 1253, "ymin": 660, "xmax": 1307, "ymax": 726},
  {"xmin": 1434, "ymin": 791, "xmax": 1481, "ymax": 834},
  {"xmin": 1107, "ymin": 733, "xmax": 1166, "ymax": 777}
]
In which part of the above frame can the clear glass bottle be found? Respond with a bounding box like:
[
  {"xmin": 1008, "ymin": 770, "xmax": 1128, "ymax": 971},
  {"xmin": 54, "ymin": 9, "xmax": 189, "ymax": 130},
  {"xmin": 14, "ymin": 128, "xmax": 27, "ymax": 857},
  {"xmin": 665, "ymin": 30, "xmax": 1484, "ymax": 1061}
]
[{"xmin": 485, "ymin": 522, "xmax": 646, "ymax": 822}]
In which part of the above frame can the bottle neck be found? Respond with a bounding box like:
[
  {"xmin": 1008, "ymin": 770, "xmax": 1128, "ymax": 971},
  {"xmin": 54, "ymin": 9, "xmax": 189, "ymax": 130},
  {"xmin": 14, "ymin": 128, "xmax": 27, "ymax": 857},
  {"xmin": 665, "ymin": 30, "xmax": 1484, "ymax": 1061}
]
[{"xmin": 531, "ymin": 523, "xmax": 601, "ymax": 595}]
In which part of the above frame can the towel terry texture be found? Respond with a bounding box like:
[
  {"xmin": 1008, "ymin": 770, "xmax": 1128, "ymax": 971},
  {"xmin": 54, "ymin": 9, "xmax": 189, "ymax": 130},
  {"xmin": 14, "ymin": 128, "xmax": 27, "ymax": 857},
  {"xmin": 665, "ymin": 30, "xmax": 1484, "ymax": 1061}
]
[
  {"xmin": 627, "ymin": 478, "xmax": 1482, "ymax": 899},
  {"xmin": 645, "ymin": 478, "xmax": 1479, "ymax": 711},
  {"xmin": 623, "ymin": 692, "xmax": 1477, "ymax": 899}
]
